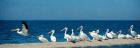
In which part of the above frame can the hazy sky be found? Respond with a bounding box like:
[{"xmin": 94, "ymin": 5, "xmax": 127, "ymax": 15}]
[{"xmin": 0, "ymin": 0, "xmax": 140, "ymax": 20}]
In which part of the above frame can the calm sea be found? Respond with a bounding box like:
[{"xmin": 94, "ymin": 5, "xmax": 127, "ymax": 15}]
[{"xmin": 0, "ymin": 20, "xmax": 140, "ymax": 47}]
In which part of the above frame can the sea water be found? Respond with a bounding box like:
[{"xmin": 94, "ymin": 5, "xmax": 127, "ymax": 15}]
[{"xmin": 0, "ymin": 20, "xmax": 140, "ymax": 47}]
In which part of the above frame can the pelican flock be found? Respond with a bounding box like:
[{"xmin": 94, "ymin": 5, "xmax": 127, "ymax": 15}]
[{"xmin": 11, "ymin": 21, "xmax": 140, "ymax": 44}]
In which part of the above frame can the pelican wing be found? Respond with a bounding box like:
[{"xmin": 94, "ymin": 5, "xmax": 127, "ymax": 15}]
[{"xmin": 21, "ymin": 21, "xmax": 28, "ymax": 34}]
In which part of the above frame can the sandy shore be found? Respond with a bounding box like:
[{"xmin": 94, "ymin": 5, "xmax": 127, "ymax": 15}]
[{"xmin": 0, "ymin": 39, "xmax": 140, "ymax": 48}]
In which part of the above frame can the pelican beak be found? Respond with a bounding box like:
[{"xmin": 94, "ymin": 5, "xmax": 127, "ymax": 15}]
[
  {"xmin": 11, "ymin": 29, "xmax": 17, "ymax": 32},
  {"xmin": 37, "ymin": 35, "xmax": 41, "ymax": 38},
  {"xmin": 60, "ymin": 29, "xmax": 64, "ymax": 31}
]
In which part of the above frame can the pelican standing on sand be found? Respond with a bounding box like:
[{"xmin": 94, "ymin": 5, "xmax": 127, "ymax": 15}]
[
  {"xmin": 48, "ymin": 30, "xmax": 56, "ymax": 42},
  {"xmin": 105, "ymin": 29, "xmax": 113, "ymax": 39},
  {"xmin": 129, "ymin": 25, "xmax": 137, "ymax": 38},
  {"xmin": 77, "ymin": 26, "xmax": 90, "ymax": 41},
  {"xmin": 89, "ymin": 30, "xmax": 98, "ymax": 41},
  {"xmin": 38, "ymin": 35, "xmax": 49, "ymax": 43},
  {"xmin": 96, "ymin": 29, "xmax": 106, "ymax": 41},
  {"xmin": 61, "ymin": 27, "xmax": 71, "ymax": 42},
  {"xmin": 126, "ymin": 34, "xmax": 133, "ymax": 39},
  {"xmin": 118, "ymin": 30, "xmax": 126, "ymax": 39},
  {"xmin": 12, "ymin": 21, "xmax": 28, "ymax": 36},
  {"xmin": 110, "ymin": 31, "xmax": 117, "ymax": 38},
  {"xmin": 136, "ymin": 34, "xmax": 140, "ymax": 39},
  {"xmin": 70, "ymin": 29, "xmax": 81, "ymax": 43}
]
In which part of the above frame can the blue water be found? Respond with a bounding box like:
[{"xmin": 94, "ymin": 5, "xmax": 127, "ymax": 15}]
[{"xmin": 0, "ymin": 20, "xmax": 140, "ymax": 47}]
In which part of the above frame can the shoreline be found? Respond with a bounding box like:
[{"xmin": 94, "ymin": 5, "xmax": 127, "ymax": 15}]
[{"xmin": 0, "ymin": 39, "xmax": 140, "ymax": 48}]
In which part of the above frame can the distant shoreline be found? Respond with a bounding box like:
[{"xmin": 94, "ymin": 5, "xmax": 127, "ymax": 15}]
[{"xmin": 0, "ymin": 39, "xmax": 140, "ymax": 48}]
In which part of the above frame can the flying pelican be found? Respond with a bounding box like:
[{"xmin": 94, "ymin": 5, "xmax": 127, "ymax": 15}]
[
  {"xmin": 105, "ymin": 29, "xmax": 113, "ymax": 39},
  {"xmin": 129, "ymin": 25, "xmax": 137, "ymax": 38},
  {"xmin": 77, "ymin": 26, "xmax": 90, "ymax": 41},
  {"xmin": 61, "ymin": 27, "xmax": 71, "ymax": 42},
  {"xmin": 118, "ymin": 30, "xmax": 126, "ymax": 39},
  {"xmin": 11, "ymin": 21, "xmax": 28, "ymax": 36},
  {"xmin": 37, "ymin": 35, "xmax": 49, "ymax": 43},
  {"xmin": 48, "ymin": 30, "xmax": 56, "ymax": 42}
]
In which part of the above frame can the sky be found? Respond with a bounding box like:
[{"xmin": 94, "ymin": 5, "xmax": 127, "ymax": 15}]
[{"xmin": 0, "ymin": 0, "xmax": 140, "ymax": 20}]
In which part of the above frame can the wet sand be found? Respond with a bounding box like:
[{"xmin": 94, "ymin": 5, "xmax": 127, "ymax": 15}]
[{"xmin": 0, "ymin": 39, "xmax": 140, "ymax": 48}]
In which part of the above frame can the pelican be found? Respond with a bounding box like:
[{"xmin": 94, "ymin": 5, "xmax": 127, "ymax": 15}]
[
  {"xmin": 70, "ymin": 29, "xmax": 81, "ymax": 43},
  {"xmin": 101, "ymin": 35, "xmax": 107, "ymax": 40},
  {"xmin": 118, "ymin": 30, "xmax": 126, "ymax": 39},
  {"xmin": 77, "ymin": 26, "xmax": 90, "ymax": 41},
  {"xmin": 89, "ymin": 31, "xmax": 97, "ymax": 38},
  {"xmin": 96, "ymin": 29, "xmax": 107, "ymax": 41},
  {"xmin": 110, "ymin": 31, "xmax": 117, "ymax": 38},
  {"xmin": 126, "ymin": 34, "xmax": 133, "ymax": 39},
  {"xmin": 89, "ymin": 30, "xmax": 99, "ymax": 41},
  {"xmin": 37, "ymin": 35, "xmax": 49, "ymax": 43},
  {"xmin": 48, "ymin": 30, "xmax": 56, "ymax": 42},
  {"xmin": 71, "ymin": 29, "xmax": 74, "ymax": 36},
  {"xmin": 61, "ymin": 27, "xmax": 71, "ymax": 42},
  {"xmin": 89, "ymin": 31, "xmax": 95, "ymax": 41},
  {"xmin": 136, "ymin": 34, "xmax": 140, "ymax": 39},
  {"xmin": 129, "ymin": 25, "xmax": 137, "ymax": 38},
  {"xmin": 105, "ymin": 29, "xmax": 113, "ymax": 39},
  {"xmin": 11, "ymin": 21, "xmax": 28, "ymax": 36}
]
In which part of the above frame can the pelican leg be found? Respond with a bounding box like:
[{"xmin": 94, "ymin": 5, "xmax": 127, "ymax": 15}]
[{"xmin": 53, "ymin": 42, "xmax": 56, "ymax": 47}]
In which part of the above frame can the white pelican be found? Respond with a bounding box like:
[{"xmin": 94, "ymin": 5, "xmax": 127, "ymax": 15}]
[
  {"xmin": 89, "ymin": 31, "xmax": 96, "ymax": 37},
  {"xmin": 70, "ymin": 29, "xmax": 81, "ymax": 43},
  {"xmin": 77, "ymin": 26, "xmax": 90, "ymax": 41},
  {"xmin": 110, "ymin": 31, "xmax": 117, "ymax": 38},
  {"xmin": 101, "ymin": 35, "xmax": 107, "ymax": 40},
  {"xmin": 48, "ymin": 30, "xmax": 56, "ymax": 42},
  {"xmin": 126, "ymin": 34, "xmax": 133, "ymax": 39},
  {"xmin": 89, "ymin": 30, "xmax": 99, "ymax": 41},
  {"xmin": 129, "ymin": 25, "xmax": 137, "ymax": 37},
  {"xmin": 136, "ymin": 34, "xmax": 140, "ymax": 39},
  {"xmin": 118, "ymin": 30, "xmax": 126, "ymax": 39},
  {"xmin": 71, "ymin": 29, "xmax": 74, "ymax": 36},
  {"xmin": 11, "ymin": 21, "xmax": 28, "ymax": 36},
  {"xmin": 95, "ymin": 29, "xmax": 103, "ymax": 41},
  {"xmin": 61, "ymin": 27, "xmax": 71, "ymax": 42},
  {"xmin": 89, "ymin": 29, "xmax": 106, "ymax": 41},
  {"xmin": 96, "ymin": 29, "xmax": 107, "ymax": 41},
  {"xmin": 89, "ymin": 31, "xmax": 95, "ymax": 41},
  {"xmin": 37, "ymin": 35, "xmax": 49, "ymax": 43},
  {"xmin": 105, "ymin": 29, "xmax": 113, "ymax": 39}
]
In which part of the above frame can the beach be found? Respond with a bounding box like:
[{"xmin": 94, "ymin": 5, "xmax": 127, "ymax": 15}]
[{"xmin": 0, "ymin": 39, "xmax": 140, "ymax": 48}]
